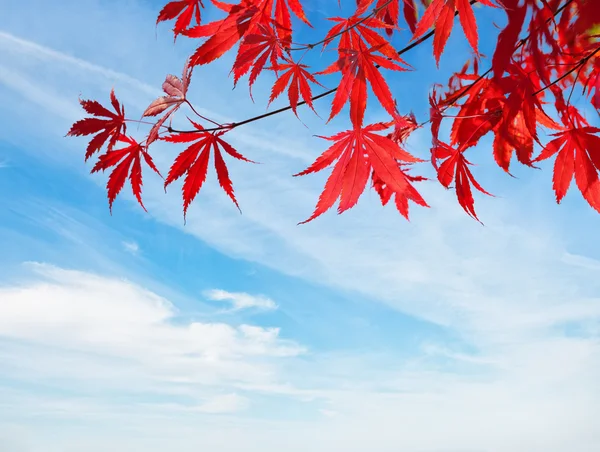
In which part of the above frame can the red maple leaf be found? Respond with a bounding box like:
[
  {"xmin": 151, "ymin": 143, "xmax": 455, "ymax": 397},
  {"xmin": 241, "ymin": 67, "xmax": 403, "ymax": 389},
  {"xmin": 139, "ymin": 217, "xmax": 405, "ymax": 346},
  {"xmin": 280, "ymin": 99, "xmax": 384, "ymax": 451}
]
[
  {"xmin": 184, "ymin": 0, "xmax": 309, "ymax": 68},
  {"xmin": 388, "ymin": 111, "xmax": 419, "ymax": 144},
  {"xmin": 274, "ymin": 0, "xmax": 311, "ymax": 46},
  {"xmin": 232, "ymin": 23, "xmax": 284, "ymax": 95},
  {"xmin": 319, "ymin": 41, "xmax": 408, "ymax": 128},
  {"xmin": 268, "ymin": 57, "xmax": 324, "ymax": 116},
  {"xmin": 533, "ymin": 114, "xmax": 600, "ymax": 212},
  {"xmin": 161, "ymin": 120, "xmax": 256, "ymax": 218},
  {"xmin": 276, "ymin": 0, "xmax": 310, "ymax": 26},
  {"xmin": 323, "ymin": 14, "xmax": 398, "ymax": 58},
  {"xmin": 157, "ymin": 0, "xmax": 204, "ymax": 35},
  {"xmin": 67, "ymin": 88, "xmax": 126, "ymax": 160},
  {"xmin": 412, "ymin": 0, "xmax": 496, "ymax": 66},
  {"xmin": 91, "ymin": 135, "xmax": 162, "ymax": 212},
  {"xmin": 372, "ymin": 165, "xmax": 428, "ymax": 219},
  {"xmin": 583, "ymin": 62, "xmax": 600, "ymax": 110},
  {"xmin": 142, "ymin": 58, "xmax": 193, "ymax": 145},
  {"xmin": 184, "ymin": 0, "xmax": 263, "ymax": 67},
  {"xmin": 295, "ymin": 121, "xmax": 426, "ymax": 223},
  {"xmin": 492, "ymin": 111, "xmax": 534, "ymax": 172},
  {"xmin": 491, "ymin": 0, "xmax": 527, "ymax": 79},
  {"xmin": 432, "ymin": 140, "xmax": 492, "ymax": 221}
]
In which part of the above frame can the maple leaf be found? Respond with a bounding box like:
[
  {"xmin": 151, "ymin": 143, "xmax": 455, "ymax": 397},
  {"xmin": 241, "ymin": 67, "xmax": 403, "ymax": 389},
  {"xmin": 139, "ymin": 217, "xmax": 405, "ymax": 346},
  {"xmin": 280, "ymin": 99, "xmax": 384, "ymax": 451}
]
[
  {"xmin": 295, "ymin": 122, "xmax": 426, "ymax": 223},
  {"xmin": 319, "ymin": 41, "xmax": 408, "ymax": 128},
  {"xmin": 184, "ymin": 0, "xmax": 263, "ymax": 66},
  {"xmin": 373, "ymin": 0, "xmax": 401, "ymax": 36},
  {"xmin": 372, "ymin": 165, "xmax": 428, "ymax": 219},
  {"xmin": 276, "ymin": 0, "xmax": 311, "ymax": 26},
  {"xmin": 448, "ymin": 78, "xmax": 505, "ymax": 152},
  {"xmin": 323, "ymin": 14, "xmax": 399, "ymax": 59},
  {"xmin": 401, "ymin": 0, "xmax": 418, "ymax": 34},
  {"xmin": 91, "ymin": 135, "xmax": 162, "ymax": 212},
  {"xmin": 583, "ymin": 62, "xmax": 600, "ymax": 110},
  {"xmin": 157, "ymin": 0, "xmax": 204, "ymax": 36},
  {"xmin": 232, "ymin": 23, "xmax": 284, "ymax": 95},
  {"xmin": 429, "ymin": 87, "xmax": 445, "ymax": 147},
  {"xmin": 412, "ymin": 0, "xmax": 496, "ymax": 66},
  {"xmin": 161, "ymin": 120, "xmax": 255, "ymax": 218},
  {"xmin": 489, "ymin": 61, "xmax": 559, "ymax": 171},
  {"xmin": 67, "ymin": 88, "xmax": 126, "ymax": 160},
  {"xmin": 493, "ymin": 111, "xmax": 534, "ymax": 172},
  {"xmin": 268, "ymin": 58, "xmax": 324, "ymax": 116},
  {"xmin": 491, "ymin": 0, "xmax": 526, "ymax": 79},
  {"xmin": 432, "ymin": 140, "xmax": 491, "ymax": 221},
  {"xmin": 533, "ymin": 118, "xmax": 600, "ymax": 212},
  {"xmin": 142, "ymin": 58, "xmax": 193, "ymax": 145},
  {"xmin": 388, "ymin": 111, "xmax": 419, "ymax": 144},
  {"xmin": 184, "ymin": 0, "xmax": 308, "ymax": 68},
  {"xmin": 274, "ymin": 0, "xmax": 311, "ymax": 46},
  {"xmin": 573, "ymin": 0, "xmax": 600, "ymax": 37}
]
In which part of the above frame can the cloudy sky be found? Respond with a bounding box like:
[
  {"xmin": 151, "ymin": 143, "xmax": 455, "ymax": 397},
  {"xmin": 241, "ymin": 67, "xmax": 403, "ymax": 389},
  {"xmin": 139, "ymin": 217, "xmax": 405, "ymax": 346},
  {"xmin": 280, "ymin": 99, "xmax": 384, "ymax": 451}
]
[{"xmin": 1, "ymin": 1, "xmax": 599, "ymax": 451}]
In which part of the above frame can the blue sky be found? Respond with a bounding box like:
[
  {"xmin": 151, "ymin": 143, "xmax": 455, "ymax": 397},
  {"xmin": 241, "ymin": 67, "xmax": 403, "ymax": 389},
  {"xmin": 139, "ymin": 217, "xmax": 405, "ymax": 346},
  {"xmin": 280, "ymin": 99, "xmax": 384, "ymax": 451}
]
[{"xmin": 1, "ymin": 1, "xmax": 600, "ymax": 451}]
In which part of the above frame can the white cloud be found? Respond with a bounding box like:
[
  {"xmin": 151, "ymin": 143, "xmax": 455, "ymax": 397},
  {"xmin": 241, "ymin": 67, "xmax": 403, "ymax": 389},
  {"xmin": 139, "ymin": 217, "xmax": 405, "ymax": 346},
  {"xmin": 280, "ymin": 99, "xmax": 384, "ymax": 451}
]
[
  {"xmin": 122, "ymin": 240, "xmax": 140, "ymax": 255},
  {"xmin": 0, "ymin": 263, "xmax": 304, "ymax": 393},
  {"xmin": 205, "ymin": 289, "xmax": 278, "ymax": 312},
  {"xmin": 196, "ymin": 393, "xmax": 250, "ymax": 414}
]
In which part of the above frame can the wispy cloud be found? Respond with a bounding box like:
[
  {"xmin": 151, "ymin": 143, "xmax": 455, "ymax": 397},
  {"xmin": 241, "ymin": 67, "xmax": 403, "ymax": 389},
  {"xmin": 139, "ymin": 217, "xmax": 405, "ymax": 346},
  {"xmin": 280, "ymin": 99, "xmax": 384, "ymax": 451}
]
[
  {"xmin": 122, "ymin": 240, "xmax": 140, "ymax": 255},
  {"xmin": 205, "ymin": 289, "xmax": 278, "ymax": 312},
  {"xmin": 0, "ymin": 31, "xmax": 158, "ymax": 96},
  {"xmin": 196, "ymin": 393, "xmax": 250, "ymax": 414},
  {"xmin": 0, "ymin": 263, "xmax": 303, "ymax": 393}
]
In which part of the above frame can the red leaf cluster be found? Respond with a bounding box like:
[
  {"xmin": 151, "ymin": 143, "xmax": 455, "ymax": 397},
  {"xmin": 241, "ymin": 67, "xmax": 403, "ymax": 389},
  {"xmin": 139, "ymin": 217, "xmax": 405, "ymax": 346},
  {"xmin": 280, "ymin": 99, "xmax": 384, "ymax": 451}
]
[{"xmin": 68, "ymin": 0, "xmax": 600, "ymax": 224}]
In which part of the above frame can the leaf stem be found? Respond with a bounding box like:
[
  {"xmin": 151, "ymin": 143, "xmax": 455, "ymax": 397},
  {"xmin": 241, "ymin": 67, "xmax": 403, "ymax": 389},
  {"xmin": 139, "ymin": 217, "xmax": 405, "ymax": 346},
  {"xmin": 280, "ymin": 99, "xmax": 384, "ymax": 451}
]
[{"xmin": 185, "ymin": 100, "xmax": 223, "ymax": 127}]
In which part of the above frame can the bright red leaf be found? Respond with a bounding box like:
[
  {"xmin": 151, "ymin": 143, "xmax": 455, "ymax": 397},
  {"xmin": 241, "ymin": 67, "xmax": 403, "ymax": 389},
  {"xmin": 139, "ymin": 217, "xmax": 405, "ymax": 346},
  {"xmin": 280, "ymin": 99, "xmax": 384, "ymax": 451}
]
[
  {"xmin": 533, "ymin": 121, "xmax": 600, "ymax": 212},
  {"xmin": 232, "ymin": 23, "xmax": 284, "ymax": 94},
  {"xmin": 157, "ymin": 0, "xmax": 204, "ymax": 35},
  {"xmin": 319, "ymin": 40, "xmax": 408, "ymax": 128},
  {"xmin": 432, "ymin": 141, "xmax": 492, "ymax": 221},
  {"xmin": 162, "ymin": 120, "xmax": 255, "ymax": 217},
  {"xmin": 268, "ymin": 58, "xmax": 323, "ymax": 116},
  {"xmin": 91, "ymin": 135, "xmax": 162, "ymax": 212},
  {"xmin": 295, "ymin": 122, "xmax": 426, "ymax": 223},
  {"xmin": 67, "ymin": 89, "xmax": 126, "ymax": 160},
  {"xmin": 412, "ymin": 0, "xmax": 496, "ymax": 65}
]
